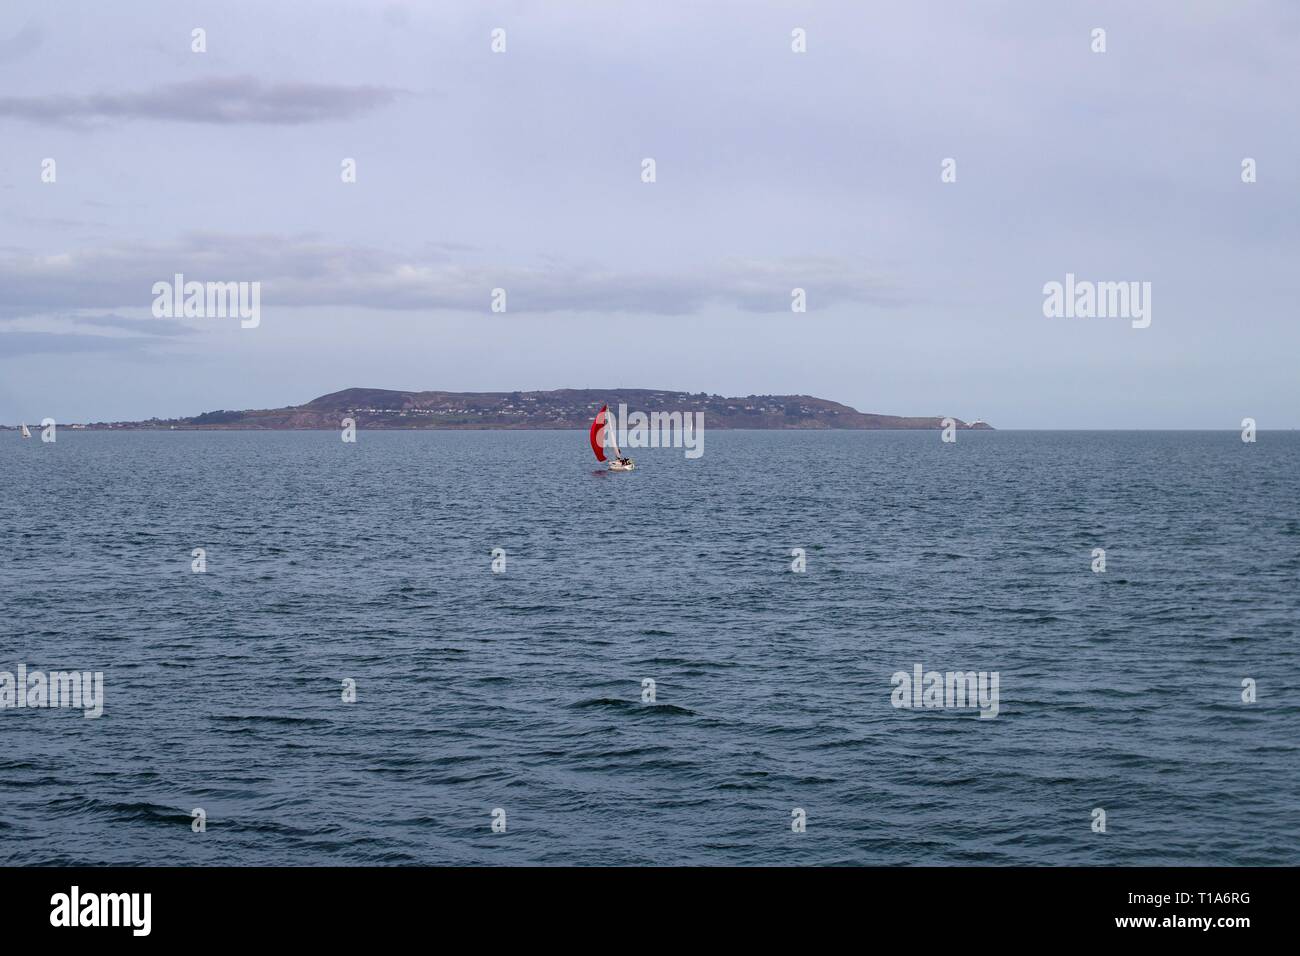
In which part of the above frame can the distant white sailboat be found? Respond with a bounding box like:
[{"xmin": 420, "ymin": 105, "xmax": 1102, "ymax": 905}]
[{"xmin": 19, "ymin": 423, "xmax": 31, "ymax": 439}]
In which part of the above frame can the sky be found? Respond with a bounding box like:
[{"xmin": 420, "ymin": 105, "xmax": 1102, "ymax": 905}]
[{"xmin": 0, "ymin": 0, "xmax": 1297, "ymax": 428}]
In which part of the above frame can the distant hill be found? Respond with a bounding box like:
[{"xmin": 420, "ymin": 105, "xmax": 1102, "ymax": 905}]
[{"xmin": 83, "ymin": 388, "xmax": 993, "ymax": 430}]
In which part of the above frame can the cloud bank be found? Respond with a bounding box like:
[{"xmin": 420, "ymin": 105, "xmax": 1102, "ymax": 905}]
[
  {"xmin": 0, "ymin": 76, "xmax": 404, "ymax": 125},
  {"xmin": 0, "ymin": 235, "xmax": 898, "ymax": 318}
]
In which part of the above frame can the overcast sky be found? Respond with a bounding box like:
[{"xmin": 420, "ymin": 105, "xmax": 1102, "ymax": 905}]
[{"xmin": 1, "ymin": 0, "xmax": 1297, "ymax": 427}]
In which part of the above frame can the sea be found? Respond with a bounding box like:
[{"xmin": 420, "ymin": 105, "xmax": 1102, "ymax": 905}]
[{"xmin": 2, "ymin": 429, "xmax": 1297, "ymax": 865}]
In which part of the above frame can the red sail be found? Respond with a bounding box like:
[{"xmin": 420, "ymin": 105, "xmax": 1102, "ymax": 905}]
[{"xmin": 589, "ymin": 405, "xmax": 608, "ymax": 462}]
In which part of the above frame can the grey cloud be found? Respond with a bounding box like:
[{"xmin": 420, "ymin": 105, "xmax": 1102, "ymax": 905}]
[
  {"xmin": 0, "ymin": 313, "xmax": 192, "ymax": 358},
  {"xmin": 0, "ymin": 21, "xmax": 42, "ymax": 65},
  {"xmin": 383, "ymin": 4, "xmax": 413, "ymax": 28},
  {"xmin": 73, "ymin": 313, "xmax": 197, "ymax": 337},
  {"xmin": 0, "ymin": 331, "xmax": 157, "ymax": 357},
  {"xmin": 0, "ymin": 235, "xmax": 899, "ymax": 317},
  {"xmin": 0, "ymin": 76, "xmax": 404, "ymax": 125},
  {"xmin": 16, "ymin": 214, "xmax": 110, "ymax": 231}
]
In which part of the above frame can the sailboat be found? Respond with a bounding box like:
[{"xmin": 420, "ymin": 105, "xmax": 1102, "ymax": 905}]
[
  {"xmin": 590, "ymin": 405, "xmax": 634, "ymax": 471},
  {"xmin": 19, "ymin": 423, "xmax": 31, "ymax": 439}
]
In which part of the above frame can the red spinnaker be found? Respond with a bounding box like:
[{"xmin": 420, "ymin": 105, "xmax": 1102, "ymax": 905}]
[{"xmin": 589, "ymin": 405, "xmax": 608, "ymax": 462}]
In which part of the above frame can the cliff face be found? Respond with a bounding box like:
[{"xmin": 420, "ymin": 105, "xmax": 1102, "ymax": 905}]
[{"xmin": 93, "ymin": 388, "xmax": 993, "ymax": 430}]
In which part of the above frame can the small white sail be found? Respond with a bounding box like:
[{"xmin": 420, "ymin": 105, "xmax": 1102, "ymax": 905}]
[{"xmin": 20, "ymin": 423, "xmax": 31, "ymax": 438}]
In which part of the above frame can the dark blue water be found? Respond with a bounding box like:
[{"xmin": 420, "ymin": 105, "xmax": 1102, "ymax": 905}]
[{"xmin": 2, "ymin": 430, "xmax": 1297, "ymax": 865}]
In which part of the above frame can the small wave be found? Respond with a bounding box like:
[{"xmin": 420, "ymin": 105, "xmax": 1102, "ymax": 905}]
[
  {"xmin": 570, "ymin": 697, "xmax": 697, "ymax": 716},
  {"xmin": 210, "ymin": 714, "xmax": 332, "ymax": 727},
  {"xmin": 49, "ymin": 796, "xmax": 191, "ymax": 826}
]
